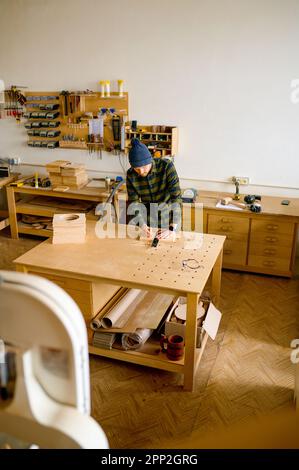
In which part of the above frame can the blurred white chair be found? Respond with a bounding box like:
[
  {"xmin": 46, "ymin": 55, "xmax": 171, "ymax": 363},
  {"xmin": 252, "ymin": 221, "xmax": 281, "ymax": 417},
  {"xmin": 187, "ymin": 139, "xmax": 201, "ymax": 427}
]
[{"xmin": 0, "ymin": 270, "xmax": 109, "ymax": 449}]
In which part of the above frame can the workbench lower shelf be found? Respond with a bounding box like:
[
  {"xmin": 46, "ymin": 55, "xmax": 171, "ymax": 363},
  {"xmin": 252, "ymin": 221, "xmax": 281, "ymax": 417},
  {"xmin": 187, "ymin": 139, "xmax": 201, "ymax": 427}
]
[
  {"xmin": 88, "ymin": 331, "xmax": 209, "ymax": 376},
  {"xmin": 17, "ymin": 222, "xmax": 53, "ymax": 237}
]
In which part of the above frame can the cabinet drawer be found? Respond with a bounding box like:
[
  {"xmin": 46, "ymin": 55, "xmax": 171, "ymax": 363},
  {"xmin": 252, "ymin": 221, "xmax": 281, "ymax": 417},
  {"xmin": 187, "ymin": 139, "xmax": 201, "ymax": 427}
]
[
  {"xmin": 248, "ymin": 255, "xmax": 290, "ymax": 272},
  {"xmin": 251, "ymin": 219, "xmax": 294, "ymax": 236},
  {"xmin": 249, "ymin": 232, "xmax": 293, "ymax": 248},
  {"xmin": 223, "ymin": 240, "xmax": 247, "ymax": 266},
  {"xmin": 208, "ymin": 214, "xmax": 249, "ymax": 234},
  {"xmin": 28, "ymin": 272, "xmax": 119, "ymax": 320},
  {"xmin": 210, "ymin": 230, "xmax": 247, "ymax": 243},
  {"xmin": 249, "ymin": 243, "xmax": 292, "ymax": 259}
]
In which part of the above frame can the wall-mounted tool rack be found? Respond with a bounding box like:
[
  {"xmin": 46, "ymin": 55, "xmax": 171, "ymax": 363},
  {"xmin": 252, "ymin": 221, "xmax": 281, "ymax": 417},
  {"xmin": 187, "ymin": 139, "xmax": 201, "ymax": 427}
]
[
  {"xmin": 24, "ymin": 91, "xmax": 61, "ymax": 149},
  {"xmin": 60, "ymin": 91, "xmax": 128, "ymax": 154},
  {"xmin": 125, "ymin": 125, "xmax": 178, "ymax": 157},
  {"xmin": 24, "ymin": 90, "xmax": 129, "ymax": 153}
]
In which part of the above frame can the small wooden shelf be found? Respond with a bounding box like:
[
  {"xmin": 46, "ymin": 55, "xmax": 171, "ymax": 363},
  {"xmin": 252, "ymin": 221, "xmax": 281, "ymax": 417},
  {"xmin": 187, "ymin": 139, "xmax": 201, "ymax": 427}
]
[
  {"xmin": 16, "ymin": 200, "xmax": 87, "ymax": 218},
  {"xmin": 28, "ymin": 136, "xmax": 60, "ymax": 140},
  {"xmin": 59, "ymin": 141, "xmax": 87, "ymax": 149},
  {"xmin": 126, "ymin": 125, "xmax": 178, "ymax": 157},
  {"xmin": 127, "ymin": 131, "xmax": 172, "ymax": 136},
  {"xmin": 17, "ymin": 222, "xmax": 52, "ymax": 237},
  {"xmin": 25, "ymin": 101, "xmax": 60, "ymax": 107}
]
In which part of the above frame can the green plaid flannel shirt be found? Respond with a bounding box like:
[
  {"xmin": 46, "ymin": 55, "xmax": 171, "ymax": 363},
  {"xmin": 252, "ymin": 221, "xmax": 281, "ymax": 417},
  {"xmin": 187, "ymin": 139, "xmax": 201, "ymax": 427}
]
[{"xmin": 126, "ymin": 158, "xmax": 182, "ymax": 229}]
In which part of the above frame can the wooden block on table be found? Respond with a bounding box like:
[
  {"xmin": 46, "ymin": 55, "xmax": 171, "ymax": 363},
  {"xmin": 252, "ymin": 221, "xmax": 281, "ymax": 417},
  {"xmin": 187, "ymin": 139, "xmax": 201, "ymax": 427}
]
[
  {"xmin": 62, "ymin": 174, "xmax": 88, "ymax": 184},
  {"xmin": 52, "ymin": 186, "xmax": 70, "ymax": 192},
  {"xmin": 53, "ymin": 213, "xmax": 86, "ymax": 227},
  {"xmin": 46, "ymin": 160, "xmax": 71, "ymax": 174},
  {"xmin": 61, "ymin": 164, "xmax": 86, "ymax": 176},
  {"xmin": 52, "ymin": 213, "xmax": 86, "ymax": 244},
  {"xmin": 49, "ymin": 175, "xmax": 63, "ymax": 185}
]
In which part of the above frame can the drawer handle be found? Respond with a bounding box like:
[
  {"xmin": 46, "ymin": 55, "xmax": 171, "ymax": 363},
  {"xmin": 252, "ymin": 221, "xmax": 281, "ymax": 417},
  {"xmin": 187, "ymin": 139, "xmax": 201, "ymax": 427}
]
[
  {"xmin": 265, "ymin": 236, "xmax": 278, "ymax": 243},
  {"xmin": 263, "ymin": 260, "xmax": 276, "ymax": 267},
  {"xmin": 263, "ymin": 248, "xmax": 276, "ymax": 256},
  {"xmin": 224, "ymin": 249, "xmax": 232, "ymax": 255},
  {"xmin": 221, "ymin": 218, "xmax": 231, "ymax": 223},
  {"xmin": 220, "ymin": 225, "xmax": 233, "ymax": 232},
  {"xmin": 266, "ymin": 224, "xmax": 279, "ymax": 231}
]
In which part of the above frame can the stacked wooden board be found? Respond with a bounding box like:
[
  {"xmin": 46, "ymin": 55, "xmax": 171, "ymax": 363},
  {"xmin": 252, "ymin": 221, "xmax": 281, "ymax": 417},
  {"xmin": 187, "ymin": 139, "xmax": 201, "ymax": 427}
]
[
  {"xmin": 52, "ymin": 213, "xmax": 86, "ymax": 244},
  {"xmin": 46, "ymin": 160, "xmax": 88, "ymax": 188}
]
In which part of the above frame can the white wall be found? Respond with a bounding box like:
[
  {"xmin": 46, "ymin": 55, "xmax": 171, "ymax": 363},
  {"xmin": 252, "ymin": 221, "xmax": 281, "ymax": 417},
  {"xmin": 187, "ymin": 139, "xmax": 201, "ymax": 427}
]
[{"xmin": 0, "ymin": 0, "xmax": 299, "ymax": 196}]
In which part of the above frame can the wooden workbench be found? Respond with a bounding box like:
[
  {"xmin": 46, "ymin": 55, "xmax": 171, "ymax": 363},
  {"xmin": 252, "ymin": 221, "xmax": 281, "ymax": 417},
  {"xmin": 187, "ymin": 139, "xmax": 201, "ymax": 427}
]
[
  {"xmin": 13, "ymin": 221, "xmax": 225, "ymax": 391},
  {"xmin": 6, "ymin": 183, "xmax": 111, "ymax": 239},
  {"xmin": 0, "ymin": 174, "xmax": 20, "ymax": 231}
]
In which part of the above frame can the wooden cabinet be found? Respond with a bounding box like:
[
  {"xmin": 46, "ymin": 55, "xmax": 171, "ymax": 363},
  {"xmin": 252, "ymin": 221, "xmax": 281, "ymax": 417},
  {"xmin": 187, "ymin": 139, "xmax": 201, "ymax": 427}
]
[
  {"xmin": 192, "ymin": 192, "xmax": 299, "ymax": 278},
  {"xmin": 206, "ymin": 213, "xmax": 249, "ymax": 267},
  {"xmin": 248, "ymin": 216, "xmax": 296, "ymax": 274},
  {"xmin": 23, "ymin": 271, "xmax": 120, "ymax": 321}
]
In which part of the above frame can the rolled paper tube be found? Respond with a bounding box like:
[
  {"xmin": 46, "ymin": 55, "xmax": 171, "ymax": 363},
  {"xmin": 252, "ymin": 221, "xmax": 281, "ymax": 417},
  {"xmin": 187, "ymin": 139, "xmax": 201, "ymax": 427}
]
[
  {"xmin": 121, "ymin": 328, "xmax": 153, "ymax": 350},
  {"xmin": 101, "ymin": 289, "xmax": 142, "ymax": 328},
  {"xmin": 90, "ymin": 316, "xmax": 102, "ymax": 330}
]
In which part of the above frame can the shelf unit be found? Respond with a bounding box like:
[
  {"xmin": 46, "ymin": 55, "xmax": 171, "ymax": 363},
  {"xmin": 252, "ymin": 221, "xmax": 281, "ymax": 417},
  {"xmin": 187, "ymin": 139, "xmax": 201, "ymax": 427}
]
[
  {"xmin": 126, "ymin": 125, "xmax": 178, "ymax": 157},
  {"xmin": 6, "ymin": 184, "xmax": 109, "ymax": 239}
]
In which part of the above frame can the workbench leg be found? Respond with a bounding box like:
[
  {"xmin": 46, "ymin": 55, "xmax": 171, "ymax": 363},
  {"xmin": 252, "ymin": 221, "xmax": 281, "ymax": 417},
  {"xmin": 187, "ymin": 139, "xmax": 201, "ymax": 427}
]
[
  {"xmin": 15, "ymin": 264, "xmax": 28, "ymax": 273},
  {"xmin": 183, "ymin": 293, "xmax": 199, "ymax": 391},
  {"xmin": 6, "ymin": 186, "xmax": 18, "ymax": 239},
  {"xmin": 211, "ymin": 248, "xmax": 223, "ymax": 307}
]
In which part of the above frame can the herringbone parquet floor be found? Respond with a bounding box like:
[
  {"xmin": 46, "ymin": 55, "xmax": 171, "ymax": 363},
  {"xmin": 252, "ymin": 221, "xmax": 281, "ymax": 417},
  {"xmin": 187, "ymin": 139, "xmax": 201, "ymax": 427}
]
[{"xmin": 1, "ymin": 229, "xmax": 298, "ymax": 448}]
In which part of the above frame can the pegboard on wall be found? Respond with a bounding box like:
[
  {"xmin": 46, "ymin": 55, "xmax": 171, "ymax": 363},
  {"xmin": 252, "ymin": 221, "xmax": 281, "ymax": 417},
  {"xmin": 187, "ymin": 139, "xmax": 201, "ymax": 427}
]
[{"xmin": 23, "ymin": 89, "xmax": 129, "ymax": 155}]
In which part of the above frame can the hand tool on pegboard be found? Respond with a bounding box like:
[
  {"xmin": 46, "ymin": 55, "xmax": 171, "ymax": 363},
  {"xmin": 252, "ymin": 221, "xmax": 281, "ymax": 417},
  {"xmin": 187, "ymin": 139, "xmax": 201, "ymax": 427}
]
[{"xmin": 60, "ymin": 90, "xmax": 69, "ymax": 117}]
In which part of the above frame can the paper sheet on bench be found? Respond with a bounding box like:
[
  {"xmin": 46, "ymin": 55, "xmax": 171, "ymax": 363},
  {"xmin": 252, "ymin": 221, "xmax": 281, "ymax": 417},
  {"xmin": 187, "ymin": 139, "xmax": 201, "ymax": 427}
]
[{"xmin": 216, "ymin": 201, "xmax": 243, "ymax": 211}]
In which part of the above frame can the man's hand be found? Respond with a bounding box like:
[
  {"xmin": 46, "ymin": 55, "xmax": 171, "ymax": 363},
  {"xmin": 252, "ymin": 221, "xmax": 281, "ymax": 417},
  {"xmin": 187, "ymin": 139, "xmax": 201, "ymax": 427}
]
[
  {"xmin": 141, "ymin": 224, "xmax": 152, "ymax": 238},
  {"xmin": 156, "ymin": 228, "xmax": 173, "ymax": 240}
]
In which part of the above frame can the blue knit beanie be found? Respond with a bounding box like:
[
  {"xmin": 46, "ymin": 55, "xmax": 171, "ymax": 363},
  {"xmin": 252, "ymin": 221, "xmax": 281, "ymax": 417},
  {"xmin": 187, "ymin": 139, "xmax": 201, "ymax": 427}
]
[{"xmin": 129, "ymin": 138, "xmax": 153, "ymax": 168}]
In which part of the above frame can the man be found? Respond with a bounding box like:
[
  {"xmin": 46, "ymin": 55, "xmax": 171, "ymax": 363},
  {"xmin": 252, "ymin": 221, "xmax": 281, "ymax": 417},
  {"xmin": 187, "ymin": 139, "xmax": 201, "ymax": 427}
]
[{"xmin": 126, "ymin": 138, "xmax": 182, "ymax": 239}]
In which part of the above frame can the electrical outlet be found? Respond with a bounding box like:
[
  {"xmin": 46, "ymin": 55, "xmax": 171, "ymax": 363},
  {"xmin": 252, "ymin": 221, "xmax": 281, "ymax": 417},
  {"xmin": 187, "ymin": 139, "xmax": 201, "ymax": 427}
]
[{"xmin": 231, "ymin": 176, "xmax": 249, "ymax": 185}]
